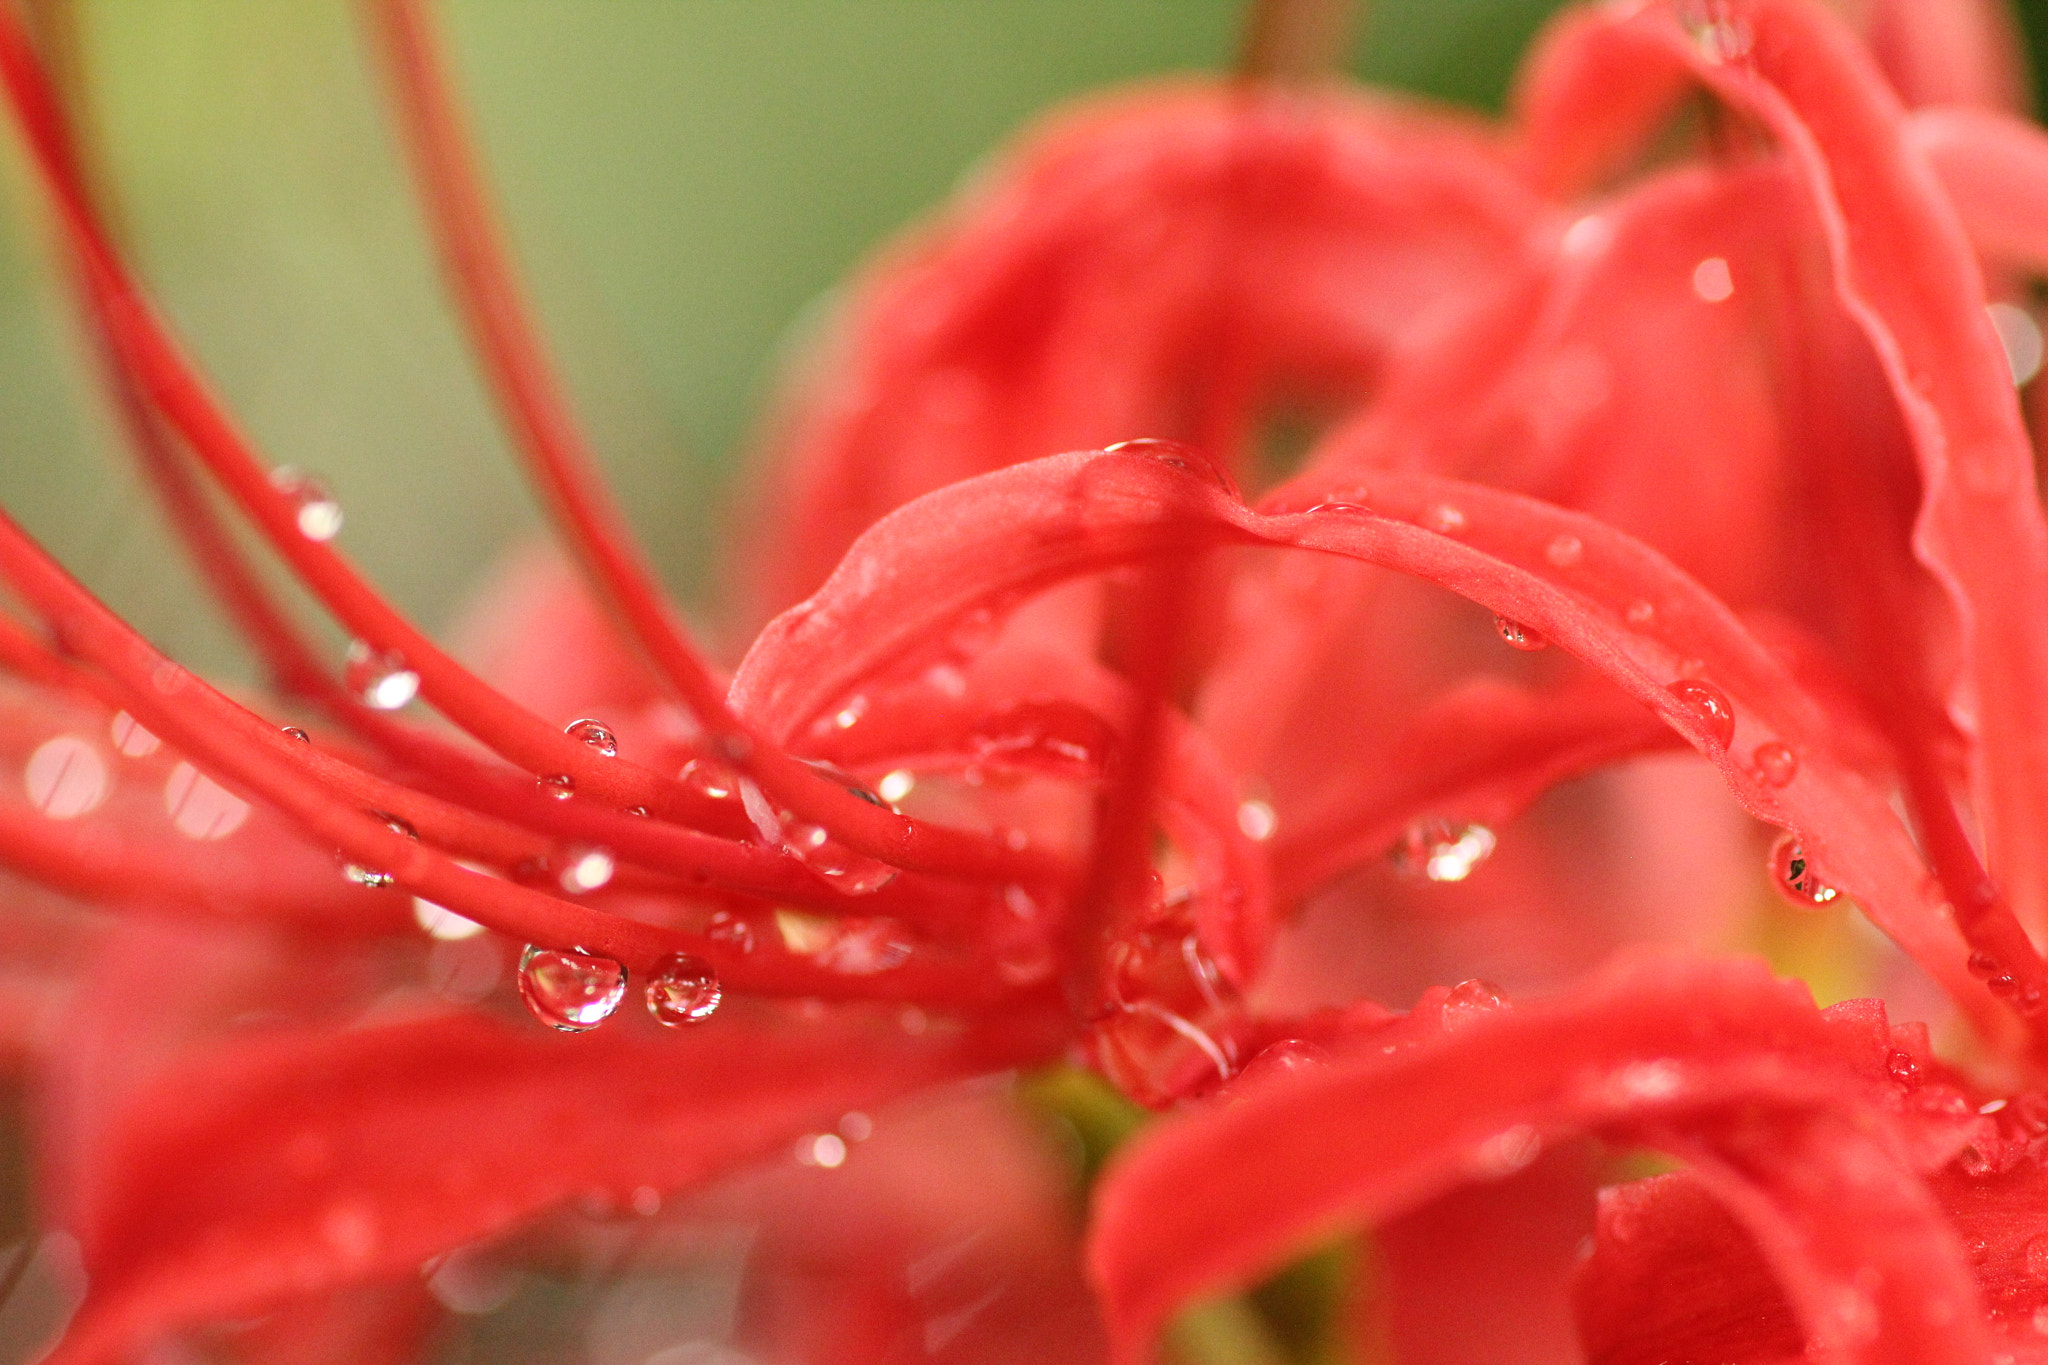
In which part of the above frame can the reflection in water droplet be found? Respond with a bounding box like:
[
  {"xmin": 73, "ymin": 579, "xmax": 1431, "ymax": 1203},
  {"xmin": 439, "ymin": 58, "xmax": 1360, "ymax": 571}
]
[
  {"xmin": 109, "ymin": 711, "xmax": 160, "ymax": 757},
  {"xmin": 517, "ymin": 945, "xmax": 627, "ymax": 1031},
  {"xmin": 163, "ymin": 762, "xmax": 250, "ymax": 840},
  {"xmin": 24, "ymin": 735, "xmax": 109, "ymax": 820},
  {"xmin": 1391, "ymin": 821, "xmax": 1497, "ymax": 883},
  {"xmin": 538, "ymin": 773, "xmax": 575, "ymax": 801},
  {"xmin": 1493, "ymin": 615, "xmax": 1548, "ymax": 651},
  {"xmin": 343, "ymin": 813, "xmax": 418, "ymax": 889},
  {"xmin": 558, "ymin": 846, "xmax": 615, "ymax": 894},
  {"xmin": 779, "ymin": 763, "xmax": 900, "ymax": 894},
  {"xmin": 1886, "ymin": 1049, "xmax": 1921, "ymax": 1084},
  {"xmin": 282, "ymin": 725, "xmax": 311, "ymax": 744},
  {"xmin": 271, "ymin": 466, "xmax": 344, "ymax": 541},
  {"xmin": 345, "ymin": 641, "xmax": 418, "ymax": 710},
  {"xmin": 1769, "ymin": 833, "xmax": 1839, "ymax": 908},
  {"xmin": 1545, "ymin": 533, "xmax": 1583, "ymax": 568},
  {"xmin": 1441, "ymin": 978, "xmax": 1511, "ymax": 1030},
  {"xmin": 1234, "ymin": 1039, "xmax": 1331, "ymax": 1089},
  {"xmin": 1753, "ymin": 741, "xmax": 1798, "ymax": 787},
  {"xmin": 644, "ymin": 952, "xmax": 721, "ymax": 1026},
  {"xmin": 563, "ymin": 718, "xmax": 617, "ymax": 758},
  {"xmin": 1667, "ymin": 678, "xmax": 1736, "ymax": 749}
]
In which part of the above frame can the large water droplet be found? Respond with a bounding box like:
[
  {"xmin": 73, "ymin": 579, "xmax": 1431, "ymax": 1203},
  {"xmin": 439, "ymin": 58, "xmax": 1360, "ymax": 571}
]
[
  {"xmin": 1391, "ymin": 820, "xmax": 1497, "ymax": 883},
  {"xmin": 24, "ymin": 735, "xmax": 109, "ymax": 820},
  {"xmin": 775, "ymin": 762, "xmax": 900, "ymax": 895},
  {"xmin": 1667, "ymin": 678, "xmax": 1736, "ymax": 749},
  {"xmin": 1493, "ymin": 614, "xmax": 1548, "ymax": 651},
  {"xmin": 644, "ymin": 952, "xmax": 721, "ymax": 1026},
  {"xmin": 517, "ymin": 945, "xmax": 627, "ymax": 1032},
  {"xmin": 1103, "ymin": 438, "xmax": 1238, "ymax": 497},
  {"xmin": 1769, "ymin": 833, "xmax": 1838, "ymax": 907},
  {"xmin": 1753, "ymin": 741, "xmax": 1798, "ymax": 788},
  {"xmin": 563, "ymin": 718, "xmax": 617, "ymax": 758},
  {"xmin": 538, "ymin": 773, "xmax": 575, "ymax": 801},
  {"xmin": 345, "ymin": 641, "xmax": 419, "ymax": 711},
  {"xmin": 271, "ymin": 466, "xmax": 343, "ymax": 542},
  {"xmin": 1441, "ymin": 978, "xmax": 1511, "ymax": 1030}
]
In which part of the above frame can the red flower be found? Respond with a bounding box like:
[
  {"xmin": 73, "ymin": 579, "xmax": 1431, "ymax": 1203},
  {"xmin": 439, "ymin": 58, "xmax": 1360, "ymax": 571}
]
[{"xmin": 2, "ymin": 0, "xmax": 2048, "ymax": 1361}]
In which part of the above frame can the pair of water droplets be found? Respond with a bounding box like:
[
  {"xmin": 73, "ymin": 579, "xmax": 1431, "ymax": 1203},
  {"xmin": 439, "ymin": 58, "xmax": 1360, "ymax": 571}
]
[
  {"xmin": 682, "ymin": 752, "xmax": 900, "ymax": 895},
  {"xmin": 517, "ymin": 945, "xmax": 721, "ymax": 1031}
]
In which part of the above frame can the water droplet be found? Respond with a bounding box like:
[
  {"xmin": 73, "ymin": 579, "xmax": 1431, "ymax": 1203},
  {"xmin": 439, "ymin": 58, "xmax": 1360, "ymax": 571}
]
[
  {"xmin": 1769, "ymin": 833, "xmax": 1838, "ymax": 907},
  {"xmin": 1691, "ymin": 256, "xmax": 1734, "ymax": 302},
  {"xmin": 1467, "ymin": 1124, "xmax": 1543, "ymax": 1178},
  {"xmin": 281, "ymin": 726, "xmax": 310, "ymax": 744},
  {"xmin": 1236, "ymin": 799, "xmax": 1277, "ymax": 841},
  {"xmin": 538, "ymin": 773, "xmax": 575, "ymax": 801},
  {"xmin": 1989, "ymin": 301, "xmax": 2044, "ymax": 386},
  {"xmin": 344, "ymin": 641, "xmax": 418, "ymax": 710},
  {"xmin": 1426, "ymin": 504, "xmax": 1467, "ymax": 535},
  {"xmin": 831, "ymin": 695, "xmax": 869, "ymax": 730},
  {"xmin": 1886, "ymin": 1049, "xmax": 1921, "ymax": 1084},
  {"xmin": 517, "ymin": 945, "xmax": 626, "ymax": 1032},
  {"xmin": 1234, "ymin": 1039, "xmax": 1331, "ymax": 1088},
  {"xmin": 812, "ymin": 918, "xmax": 913, "ymax": 975},
  {"xmin": 163, "ymin": 761, "xmax": 250, "ymax": 840},
  {"xmin": 1969, "ymin": 951, "xmax": 2004, "ymax": 979},
  {"xmin": 967, "ymin": 700, "xmax": 1117, "ymax": 776},
  {"xmin": 624, "ymin": 805, "xmax": 647, "ymax": 818},
  {"xmin": 271, "ymin": 466, "xmax": 343, "ymax": 542},
  {"xmin": 1391, "ymin": 820, "xmax": 1497, "ymax": 883},
  {"xmin": 644, "ymin": 952, "xmax": 721, "ymax": 1026},
  {"xmin": 1103, "ymin": 438, "xmax": 1238, "ymax": 497},
  {"xmin": 558, "ymin": 846, "xmax": 615, "ymax": 893},
  {"xmin": 1753, "ymin": 741, "xmax": 1798, "ymax": 787},
  {"xmin": 344, "ymin": 813, "xmax": 418, "ymax": 889},
  {"xmin": 109, "ymin": 711, "xmax": 160, "ymax": 757},
  {"xmin": 1493, "ymin": 614, "xmax": 1548, "ymax": 650},
  {"xmin": 24, "ymin": 735, "xmax": 109, "ymax": 820},
  {"xmin": 706, "ymin": 909, "xmax": 757, "ymax": 954},
  {"xmin": 1306, "ymin": 499, "xmax": 1370, "ymax": 516},
  {"xmin": 2026, "ymin": 1235, "xmax": 2048, "ymax": 1282},
  {"xmin": 563, "ymin": 718, "xmax": 617, "ymax": 758},
  {"xmin": 680, "ymin": 757, "xmax": 736, "ymax": 801},
  {"xmin": 795, "ymin": 1132, "xmax": 848, "ymax": 1168},
  {"xmin": 876, "ymin": 769, "xmax": 915, "ymax": 804},
  {"xmin": 1545, "ymin": 533, "xmax": 1583, "ymax": 568},
  {"xmin": 1441, "ymin": 978, "xmax": 1511, "ymax": 1030},
  {"xmin": 1667, "ymin": 678, "xmax": 1736, "ymax": 749}
]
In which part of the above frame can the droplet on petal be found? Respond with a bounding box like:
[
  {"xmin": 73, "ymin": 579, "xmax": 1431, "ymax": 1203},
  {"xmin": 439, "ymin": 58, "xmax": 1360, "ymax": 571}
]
[
  {"xmin": 1493, "ymin": 614, "xmax": 1547, "ymax": 650},
  {"xmin": 345, "ymin": 641, "xmax": 419, "ymax": 710},
  {"xmin": 1544, "ymin": 533, "xmax": 1583, "ymax": 568},
  {"xmin": 1103, "ymin": 438, "xmax": 1238, "ymax": 496},
  {"xmin": 24, "ymin": 735, "xmax": 109, "ymax": 820},
  {"xmin": 271, "ymin": 466, "xmax": 344, "ymax": 541},
  {"xmin": 1885, "ymin": 1049, "xmax": 1921, "ymax": 1085},
  {"xmin": 680, "ymin": 757, "xmax": 736, "ymax": 801},
  {"xmin": 1441, "ymin": 978, "xmax": 1511, "ymax": 1030},
  {"xmin": 558, "ymin": 846, "xmax": 615, "ymax": 894},
  {"xmin": 1391, "ymin": 820, "xmax": 1496, "ymax": 882},
  {"xmin": 1769, "ymin": 833, "xmax": 1838, "ymax": 907},
  {"xmin": 563, "ymin": 718, "xmax": 618, "ymax": 758},
  {"xmin": 281, "ymin": 725, "xmax": 311, "ymax": 744},
  {"xmin": 517, "ymin": 945, "xmax": 626, "ymax": 1032},
  {"xmin": 1667, "ymin": 678, "xmax": 1736, "ymax": 749},
  {"xmin": 538, "ymin": 773, "xmax": 575, "ymax": 801},
  {"xmin": 1753, "ymin": 741, "xmax": 1798, "ymax": 787},
  {"xmin": 644, "ymin": 952, "xmax": 721, "ymax": 1026}
]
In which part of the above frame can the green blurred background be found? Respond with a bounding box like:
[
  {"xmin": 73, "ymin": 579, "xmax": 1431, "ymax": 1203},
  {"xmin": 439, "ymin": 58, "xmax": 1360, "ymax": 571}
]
[{"xmin": 0, "ymin": 0, "xmax": 2038, "ymax": 684}]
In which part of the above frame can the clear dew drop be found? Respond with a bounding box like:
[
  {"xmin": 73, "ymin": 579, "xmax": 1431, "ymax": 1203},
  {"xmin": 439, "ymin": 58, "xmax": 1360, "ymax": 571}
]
[
  {"xmin": 1391, "ymin": 820, "xmax": 1497, "ymax": 883},
  {"xmin": 1441, "ymin": 978, "xmax": 1511, "ymax": 1030},
  {"xmin": 271, "ymin": 466, "xmax": 343, "ymax": 542},
  {"xmin": 1544, "ymin": 533, "xmax": 1583, "ymax": 568},
  {"xmin": 563, "ymin": 718, "xmax": 617, "ymax": 758},
  {"xmin": 1886, "ymin": 1049, "xmax": 1921, "ymax": 1085},
  {"xmin": 1753, "ymin": 741, "xmax": 1798, "ymax": 787},
  {"xmin": 1769, "ymin": 833, "xmax": 1838, "ymax": 908},
  {"xmin": 538, "ymin": 772, "xmax": 575, "ymax": 801},
  {"xmin": 644, "ymin": 952, "xmax": 721, "ymax": 1026},
  {"xmin": 517, "ymin": 945, "xmax": 627, "ymax": 1032},
  {"xmin": 1102, "ymin": 438, "xmax": 1239, "ymax": 497},
  {"xmin": 282, "ymin": 726, "xmax": 311, "ymax": 744},
  {"xmin": 343, "ymin": 813, "xmax": 418, "ymax": 890},
  {"xmin": 1667, "ymin": 678, "xmax": 1736, "ymax": 749},
  {"xmin": 344, "ymin": 641, "xmax": 418, "ymax": 711},
  {"xmin": 1493, "ymin": 614, "xmax": 1548, "ymax": 651}
]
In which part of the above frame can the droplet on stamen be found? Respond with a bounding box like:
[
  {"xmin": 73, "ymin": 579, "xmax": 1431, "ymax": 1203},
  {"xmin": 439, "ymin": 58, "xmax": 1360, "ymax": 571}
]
[
  {"xmin": 538, "ymin": 773, "xmax": 575, "ymax": 801},
  {"xmin": 1769, "ymin": 833, "xmax": 1839, "ymax": 908},
  {"xmin": 345, "ymin": 641, "xmax": 419, "ymax": 711},
  {"xmin": 644, "ymin": 952, "xmax": 721, "ymax": 1026},
  {"xmin": 271, "ymin": 466, "xmax": 344, "ymax": 542},
  {"xmin": 558, "ymin": 846, "xmax": 615, "ymax": 894},
  {"xmin": 1667, "ymin": 678, "xmax": 1736, "ymax": 749},
  {"xmin": 1494, "ymin": 614, "xmax": 1548, "ymax": 651},
  {"xmin": 517, "ymin": 945, "xmax": 627, "ymax": 1032},
  {"xmin": 1753, "ymin": 741, "xmax": 1798, "ymax": 787},
  {"xmin": 344, "ymin": 813, "xmax": 418, "ymax": 889},
  {"xmin": 563, "ymin": 718, "xmax": 618, "ymax": 758}
]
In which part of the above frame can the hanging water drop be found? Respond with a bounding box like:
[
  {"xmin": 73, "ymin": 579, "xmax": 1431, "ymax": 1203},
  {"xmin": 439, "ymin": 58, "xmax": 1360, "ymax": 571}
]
[
  {"xmin": 1441, "ymin": 978, "xmax": 1511, "ymax": 1030},
  {"xmin": 345, "ymin": 641, "xmax": 419, "ymax": 711},
  {"xmin": 1769, "ymin": 833, "xmax": 1838, "ymax": 907},
  {"xmin": 344, "ymin": 813, "xmax": 418, "ymax": 889},
  {"xmin": 282, "ymin": 726, "xmax": 311, "ymax": 744},
  {"xmin": 271, "ymin": 466, "xmax": 343, "ymax": 542},
  {"xmin": 1391, "ymin": 820, "xmax": 1497, "ymax": 883},
  {"xmin": 1753, "ymin": 741, "xmax": 1798, "ymax": 787},
  {"xmin": 562, "ymin": 718, "xmax": 618, "ymax": 758},
  {"xmin": 1667, "ymin": 678, "xmax": 1736, "ymax": 749},
  {"xmin": 538, "ymin": 773, "xmax": 575, "ymax": 801},
  {"xmin": 644, "ymin": 952, "xmax": 721, "ymax": 1026},
  {"xmin": 1493, "ymin": 614, "xmax": 1548, "ymax": 651},
  {"xmin": 1103, "ymin": 438, "xmax": 1238, "ymax": 496},
  {"xmin": 517, "ymin": 945, "xmax": 627, "ymax": 1032}
]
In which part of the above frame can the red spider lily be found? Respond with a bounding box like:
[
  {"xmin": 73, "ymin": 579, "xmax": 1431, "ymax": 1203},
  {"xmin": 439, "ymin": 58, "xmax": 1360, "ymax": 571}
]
[{"xmin": 2, "ymin": 0, "xmax": 2048, "ymax": 1360}]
